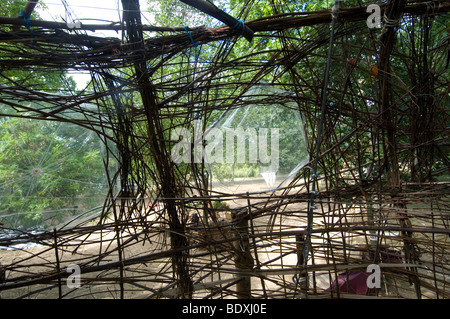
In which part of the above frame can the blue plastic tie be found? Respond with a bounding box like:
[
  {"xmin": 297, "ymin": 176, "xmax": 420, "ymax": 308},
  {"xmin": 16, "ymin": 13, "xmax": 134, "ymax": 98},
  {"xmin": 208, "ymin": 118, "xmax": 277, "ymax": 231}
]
[
  {"xmin": 20, "ymin": 9, "xmax": 34, "ymax": 38},
  {"xmin": 233, "ymin": 19, "xmax": 245, "ymax": 34},
  {"xmin": 184, "ymin": 26, "xmax": 198, "ymax": 47}
]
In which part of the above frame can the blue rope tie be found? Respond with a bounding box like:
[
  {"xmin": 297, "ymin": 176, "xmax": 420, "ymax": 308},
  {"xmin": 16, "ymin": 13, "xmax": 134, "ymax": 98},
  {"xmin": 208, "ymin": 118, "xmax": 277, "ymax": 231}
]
[
  {"xmin": 233, "ymin": 19, "xmax": 245, "ymax": 34},
  {"xmin": 20, "ymin": 9, "xmax": 34, "ymax": 38},
  {"xmin": 184, "ymin": 26, "xmax": 198, "ymax": 47}
]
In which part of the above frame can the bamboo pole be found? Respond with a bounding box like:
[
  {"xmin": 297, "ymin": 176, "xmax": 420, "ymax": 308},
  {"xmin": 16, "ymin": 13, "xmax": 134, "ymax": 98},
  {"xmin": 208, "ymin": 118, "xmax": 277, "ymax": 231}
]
[
  {"xmin": 53, "ymin": 228, "xmax": 62, "ymax": 299},
  {"xmin": 232, "ymin": 209, "xmax": 253, "ymax": 299}
]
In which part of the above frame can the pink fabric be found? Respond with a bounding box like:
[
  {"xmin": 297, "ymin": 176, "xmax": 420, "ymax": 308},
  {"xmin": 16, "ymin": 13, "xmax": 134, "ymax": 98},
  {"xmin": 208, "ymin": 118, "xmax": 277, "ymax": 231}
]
[{"xmin": 326, "ymin": 271, "xmax": 376, "ymax": 295}]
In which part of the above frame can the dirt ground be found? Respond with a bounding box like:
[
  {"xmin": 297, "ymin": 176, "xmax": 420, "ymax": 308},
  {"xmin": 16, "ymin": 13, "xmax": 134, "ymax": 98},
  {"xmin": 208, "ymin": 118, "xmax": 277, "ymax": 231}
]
[
  {"xmin": 0, "ymin": 177, "xmax": 309, "ymax": 299},
  {"xmin": 1, "ymin": 178, "xmax": 447, "ymax": 299}
]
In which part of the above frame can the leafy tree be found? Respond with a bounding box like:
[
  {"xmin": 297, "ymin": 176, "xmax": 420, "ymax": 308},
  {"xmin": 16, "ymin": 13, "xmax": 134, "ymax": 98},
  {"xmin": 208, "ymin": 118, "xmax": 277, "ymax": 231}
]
[
  {"xmin": 0, "ymin": 1, "xmax": 76, "ymax": 92},
  {"xmin": 0, "ymin": 112, "xmax": 109, "ymax": 229},
  {"xmin": 0, "ymin": 2, "xmax": 104, "ymax": 229}
]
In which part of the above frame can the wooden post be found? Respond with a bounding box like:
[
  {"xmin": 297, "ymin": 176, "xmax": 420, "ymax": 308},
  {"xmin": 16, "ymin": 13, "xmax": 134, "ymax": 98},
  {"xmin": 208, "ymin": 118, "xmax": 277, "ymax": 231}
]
[
  {"xmin": 22, "ymin": 0, "xmax": 39, "ymax": 17},
  {"xmin": 232, "ymin": 209, "xmax": 253, "ymax": 299},
  {"xmin": 378, "ymin": 0, "xmax": 421, "ymax": 299},
  {"xmin": 295, "ymin": 233, "xmax": 307, "ymax": 289},
  {"xmin": 53, "ymin": 228, "xmax": 62, "ymax": 299},
  {"xmin": 0, "ymin": 261, "xmax": 5, "ymax": 284}
]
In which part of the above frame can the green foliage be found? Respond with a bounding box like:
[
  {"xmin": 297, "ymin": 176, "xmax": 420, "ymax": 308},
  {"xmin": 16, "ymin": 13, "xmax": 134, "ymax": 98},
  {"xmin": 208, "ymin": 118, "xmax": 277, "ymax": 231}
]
[
  {"xmin": 0, "ymin": 113, "xmax": 108, "ymax": 229},
  {"xmin": 0, "ymin": 0, "xmax": 29, "ymax": 20},
  {"xmin": 0, "ymin": 1, "xmax": 76, "ymax": 92},
  {"xmin": 0, "ymin": 2, "xmax": 89, "ymax": 229},
  {"xmin": 212, "ymin": 200, "xmax": 229, "ymax": 210},
  {"xmin": 210, "ymin": 162, "xmax": 259, "ymax": 181}
]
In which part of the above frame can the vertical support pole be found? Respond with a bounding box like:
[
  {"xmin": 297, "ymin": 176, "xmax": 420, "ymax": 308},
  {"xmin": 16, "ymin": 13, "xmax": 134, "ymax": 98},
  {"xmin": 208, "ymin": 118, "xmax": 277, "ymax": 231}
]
[
  {"xmin": 295, "ymin": 233, "xmax": 308, "ymax": 289},
  {"xmin": 293, "ymin": 233, "xmax": 308, "ymax": 290},
  {"xmin": 378, "ymin": 0, "xmax": 421, "ymax": 299},
  {"xmin": 247, "ymin": 194, "xmax": 267, "ymax": 298},
  {"xmin": 0, "ymin": 261, "xmax": 4, "ymax": 284},
  {"xmin": 120, "ymin": 0, "xmax": 193, "ymax": 298},
  {"xmin": 366, "ymin": 195, "xmax": 378, "ymax": 249},
  {"xmin": 296, "ymin": 233, "xmax": 305, "ymax": 268},
  {"xmin": 53, "ymin": 228, "xmax": 62, "ymax": 299},
  {"xmin": 302, "ymin": 0, "xmax": 339, "ymax": 295},
  {"xmin": 232, "ymin": 209, "xmax": 253, "ymax": 299}
]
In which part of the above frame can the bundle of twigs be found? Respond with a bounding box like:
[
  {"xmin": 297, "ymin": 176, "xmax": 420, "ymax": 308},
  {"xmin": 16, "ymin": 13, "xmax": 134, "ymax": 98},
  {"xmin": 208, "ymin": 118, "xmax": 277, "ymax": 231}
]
[{"xmin": 0, "ymin": 1, "xmax": 448, "ymax": 70}]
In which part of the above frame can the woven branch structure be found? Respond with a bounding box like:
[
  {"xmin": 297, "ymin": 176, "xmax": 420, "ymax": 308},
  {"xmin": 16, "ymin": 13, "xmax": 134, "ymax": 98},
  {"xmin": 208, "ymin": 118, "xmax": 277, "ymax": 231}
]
[{"xmin": 0, "ymin": 0, "xmax": 449, "ymax": 299}]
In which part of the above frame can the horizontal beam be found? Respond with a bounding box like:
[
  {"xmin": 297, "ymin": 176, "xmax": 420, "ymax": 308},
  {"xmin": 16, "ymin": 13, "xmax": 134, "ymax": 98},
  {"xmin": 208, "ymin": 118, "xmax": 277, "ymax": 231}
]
[
  {"xmin": 0, "ymin": 1, "xmax": 447, "ymax": 36},
  {"xmin": 0, "ymin": 16, "xmax": 203, "ymax": 33}
]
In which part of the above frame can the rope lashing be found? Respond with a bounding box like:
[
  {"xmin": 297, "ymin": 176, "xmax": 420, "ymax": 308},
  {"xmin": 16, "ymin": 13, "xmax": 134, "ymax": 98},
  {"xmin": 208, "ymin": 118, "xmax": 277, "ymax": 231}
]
[
  {"xmin": 379, "ymin": 10, "xmax": 402, "ymax": 38},
  {"xmin": 383, "ymin": 14, "xmax": 401, "ymax": 28},
  {"xmin": 184, "ymin": 26, "xmax": 199, "ymax": 47},
  {"xmin": 233, "ymin": 19, "xmax": 245, "ymax": 34},
  {"xmin": 20, "ymin": 8, "xmax": 34, "ymax": 38}
]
